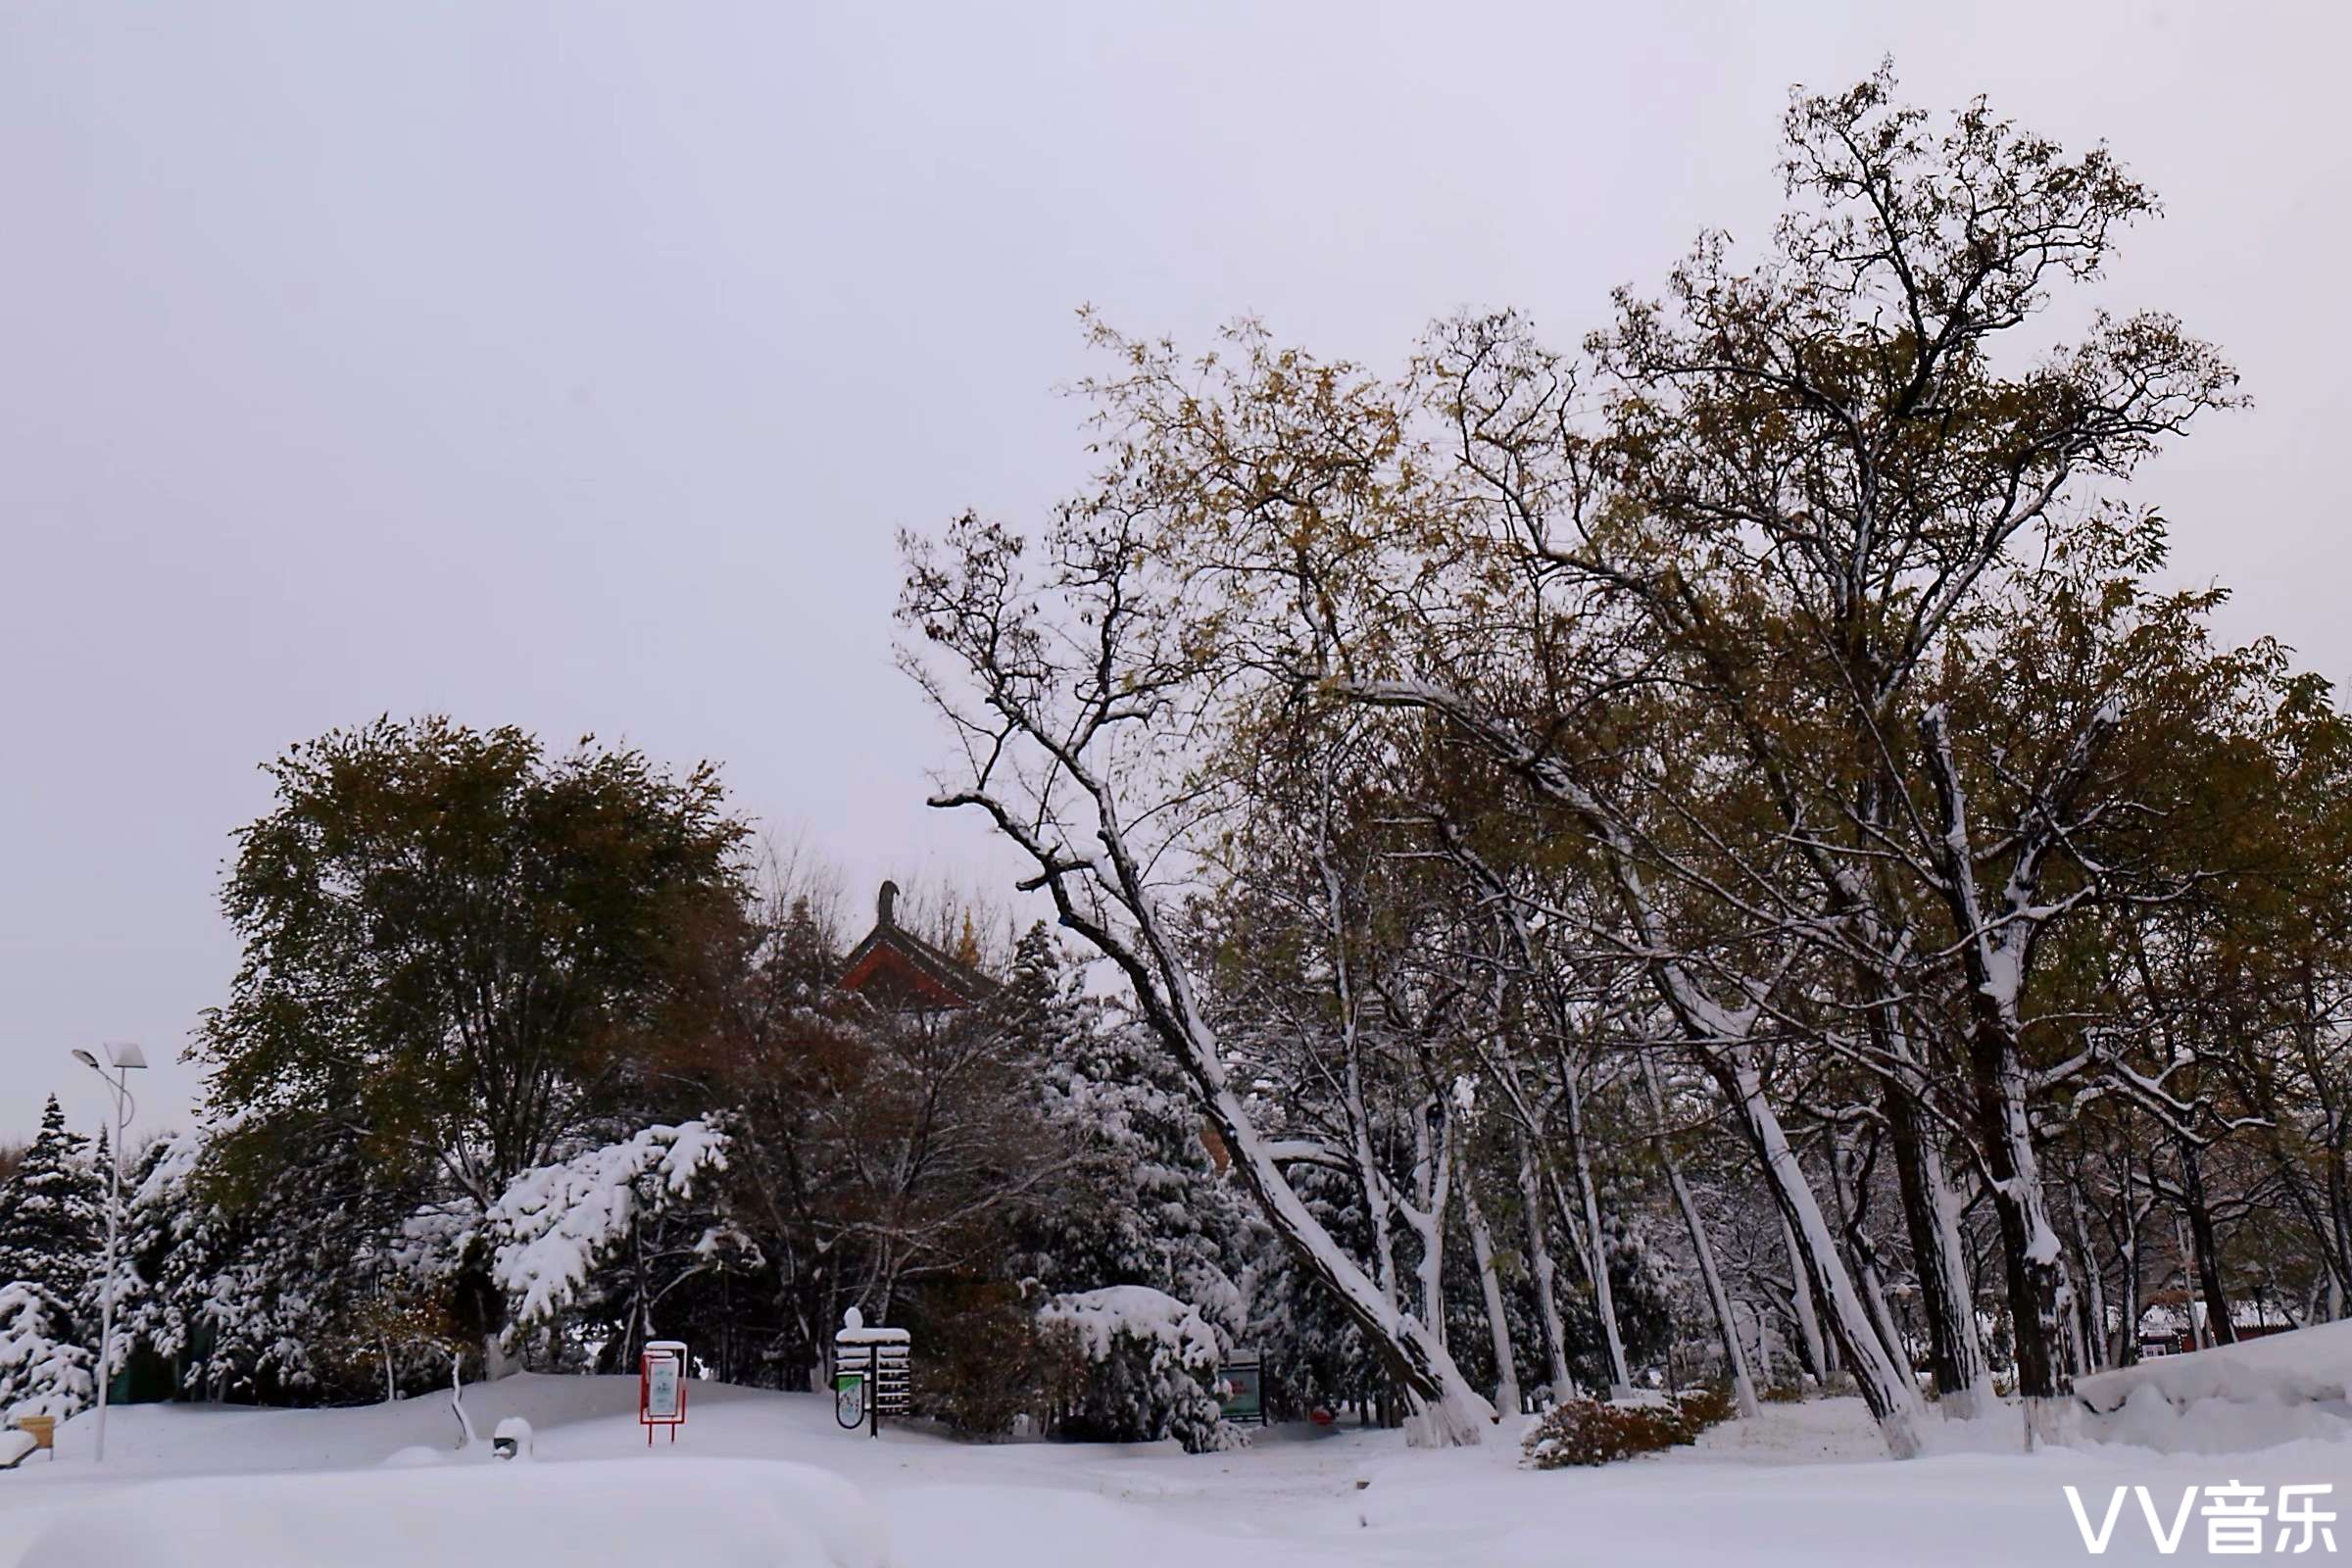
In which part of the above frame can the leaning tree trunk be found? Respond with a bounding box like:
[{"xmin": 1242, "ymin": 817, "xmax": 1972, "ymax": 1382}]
[
  {"xmin": 1205, "ymin": 1073, "xmax": 1496, "ymax": 1444},
  {"xmin": 1779, "ymin": 1207, "xmax": 1829, "ymax": 1385},
  {"xmin": 1642, "ymin": 1055, "xmax": 1759, "ymax": 1417},
  {"xmin": 1718, "ymin": 1050, "xmax": 1925, "ymax": 1456},
  {"xmin": 1830, "ymin": 1129, "xmax": 1913, "ymax": 1380}
]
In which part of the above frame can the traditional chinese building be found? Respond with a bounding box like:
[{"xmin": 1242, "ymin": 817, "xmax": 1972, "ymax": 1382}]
[{"xmin": 834, "ymin": 880, "xmax": 1000, "ymax": 1011}]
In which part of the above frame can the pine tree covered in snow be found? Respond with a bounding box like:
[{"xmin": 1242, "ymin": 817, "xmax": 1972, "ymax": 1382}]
[
  {"xmin": 1242, "ymin": 1161, "xmax": 1392, "ymax": 1421},
  {"xmin": 116, "ymin": 1122, "xmax": 426, "ymax": 1402},
  {"xmin": 1010, "ymin": 927, "xmax": 1250, "ymax": 1344},
  {"xmin": 482, "ymin": 1118, "xmax": 735, "ymax": 1362},
  {"xmin": 0, "ymin": 1097, "xmax": 102, "ymax": 1318},
  {"xmin": 0, "ymin": 1280, "xmax": 94, "ymax": 1422},
  {"xmin": 1040, "ymin": 1285, "xmax": 1241, "ymax": 1453},
  {"xmin": 103, "ymin": 1133, "xmax": 199, "ymax": 1384}
]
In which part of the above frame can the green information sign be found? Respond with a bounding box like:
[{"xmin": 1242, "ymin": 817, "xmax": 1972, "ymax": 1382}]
[
  {"xmin": 1218, "ymin": 1356, "xmax": 1264, "ymax": 1424},
  {"xmin": 834, "ymin": 1370, "xmax": 867, "ymax": 1430}
]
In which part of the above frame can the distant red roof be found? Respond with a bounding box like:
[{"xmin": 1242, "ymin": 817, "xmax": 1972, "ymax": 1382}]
[{"xmin": 835, "ymin": 881, "xmax": 1000, "ymax": 1009}]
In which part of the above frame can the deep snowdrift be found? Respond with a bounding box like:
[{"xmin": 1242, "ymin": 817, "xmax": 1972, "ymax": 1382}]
[{"xmin": 2076, "ymin": 1320, "xmax": 2352, "ymax": 1453}]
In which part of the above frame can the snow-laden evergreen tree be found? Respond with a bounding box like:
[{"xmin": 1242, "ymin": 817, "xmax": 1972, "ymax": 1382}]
[
  {"xmin": 1039, "ymin": 1285, "xmax": 1241, "ymax": 1452},
  {"xmin": 113, "ymin": 1122, "xmax": 419, "ymax": 1402},
  {"xmin": 103, "ymin": 1133, "xmax": 199, "ymax": 1386},
  {"xmin": 1242, "ymin": 1160, "xmax": 1391, "ymax": 1421},
  {"xmin": 0, "ymin": 1096, "xmax": 103, "ymax": 1318},
  {"xmin": 0, "ymin": 1281, "xmax": 94, "ymax": 1422},
  {"xmin": 478, "ymin": 1117, "xmax": 736, "ymax": 1368},
  {"xmin": 1006, "ymin": 926, "xmax": 1250, "ymax": 1343}
]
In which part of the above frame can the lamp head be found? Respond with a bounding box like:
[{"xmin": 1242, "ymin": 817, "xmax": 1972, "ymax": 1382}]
[{"xmin": 71, "ymin": 1049, "xmax": 99, "ymax": 1070}]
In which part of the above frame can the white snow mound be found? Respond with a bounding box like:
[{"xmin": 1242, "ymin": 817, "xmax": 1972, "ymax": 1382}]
[
  {"xmin": 24, "ymin": 1455, "xmax": 888, "ymax": 1568},
  {"xmin": 2075, "ymin": 1321, "xmax": 2352, "ymax": 1453}
]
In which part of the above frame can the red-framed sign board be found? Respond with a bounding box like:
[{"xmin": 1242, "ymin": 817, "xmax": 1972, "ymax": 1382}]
[{"xmin": 640, "ymin": 1341, "xmax": 688, "ymax": 1445}]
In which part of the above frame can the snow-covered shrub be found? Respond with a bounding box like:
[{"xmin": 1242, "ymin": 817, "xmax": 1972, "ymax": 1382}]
[
  {"xmin": 1040, "ymin": 1285, "xmax": 1240, "ymax": 1453},
  {"xmin": 0, "ymin": 1281, "xmax": 95, "ymax": 1423},
  {"xmin": 1520, "ymin": 1387, "xmax": 1734, "ymax": 1469},
  {"xmin": 1674, "ymin": 1382, "xmax": 1737, "ymax": 1430}
]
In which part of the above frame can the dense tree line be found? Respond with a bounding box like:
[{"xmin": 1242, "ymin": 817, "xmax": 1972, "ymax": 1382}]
[
  {"xmin": 898, "ymin": 70, "xmax": 2352, "ymax": 1452},
  {"xmin": 1, "ymin": 722, "xmax": 1260, "ymax": 1447}
]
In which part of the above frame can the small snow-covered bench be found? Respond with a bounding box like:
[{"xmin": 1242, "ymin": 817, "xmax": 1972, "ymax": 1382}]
[{"xmin": 0, "ymin": 1428, "xmax": 36, "ymax": 1471}]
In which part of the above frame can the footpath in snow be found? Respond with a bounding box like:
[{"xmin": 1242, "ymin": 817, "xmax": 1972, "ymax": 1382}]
[{"xmin": 4, "ymin": 1364, "xmax": 2350, "ymax": 1566}]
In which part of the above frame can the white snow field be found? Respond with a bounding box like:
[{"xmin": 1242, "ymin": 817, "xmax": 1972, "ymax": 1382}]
[{"xmin": 3, "ymin": 1359, "xmax": 2350, "ymax": 1566}]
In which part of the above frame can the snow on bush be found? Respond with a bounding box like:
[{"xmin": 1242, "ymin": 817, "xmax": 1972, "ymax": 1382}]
[
  {"xmin": 25, "ymin": 1456, "xmax": 889, "ymax": 1568},
  {"xmin": 483, "ymin": 1119, "xmax": 730, "ymax": 1326},
  {"xmin": 1521, "ymin": 1386, "xmax": 1736, "ymax": 1469},
  {"xmin": 1039, "ymin": 1284, "xmax": 1241, "ymax": 1453},
  {"xmin": 0, "ymin": 1279, "xmax": 95, "ymax": 1423}
]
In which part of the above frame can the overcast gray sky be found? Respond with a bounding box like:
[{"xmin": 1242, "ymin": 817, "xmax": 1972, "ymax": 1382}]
[{"xmin": 3, "ymin": 0, "xmax": 2345, "ymax": 1145}]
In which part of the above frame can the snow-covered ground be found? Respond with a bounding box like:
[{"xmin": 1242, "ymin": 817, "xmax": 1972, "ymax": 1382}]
[{"xmin": 4, "ymin": 1369, "xmax": 2348, "ymax": 1565}]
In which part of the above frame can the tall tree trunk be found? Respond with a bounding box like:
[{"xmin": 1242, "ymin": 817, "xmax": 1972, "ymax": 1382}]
[
  {"xmin": 1462, "ymin": 1173, "xmax": 1521, "ymax": 1414},
  {"xmin": 2177, "ymin": 1140, "xmax": 2236, "ymax": 1347},
  {"xmin": 1919, "ymin": 708, "xmax": 2083, "ymax": 1448},
  {"xmin": 1886, "ymin": 1077, "xmax": 1989, "ymax": 1415},
  {"xmin": 1407, "ymin": 1098, "xmax": 1453, "ymax": 1350},
  {"xmin": 1516, "ymin": 1131, "xmax": 1579, "ymax": 1403},
  {"xmin": 2114, "ymin": 1157, "xmax": 2146, "ymax": 1365},
  {"xmin": 1976, "ymin": 1068, "xmax": 2075, "ymax": 1446},
  {"xmin": 1643, "ymin": 1056, "xmax": 1759, "ymax": 1417},
  {"xmin": 1563, "ymin": 1068, "xmax": 1632, "ymax": 1396},
  {"xmin": 2068, "ymin": 1169, "xmax": 2110, "ymax": 1374},
  {"xmin": 1346, "ymin": 1049, "xmax": 1404, "ymax": 1314}
]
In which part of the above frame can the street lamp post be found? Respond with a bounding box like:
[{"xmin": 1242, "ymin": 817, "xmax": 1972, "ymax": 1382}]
[{"xmin": 70, "ymin": 1042, "xmax": 145, "ymax": 1465}]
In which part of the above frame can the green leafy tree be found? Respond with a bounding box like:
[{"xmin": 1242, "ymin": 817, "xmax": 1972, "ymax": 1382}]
[{"xmin": 196, "ymin": 716, "xmax": 749, "ymax": 1364}]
